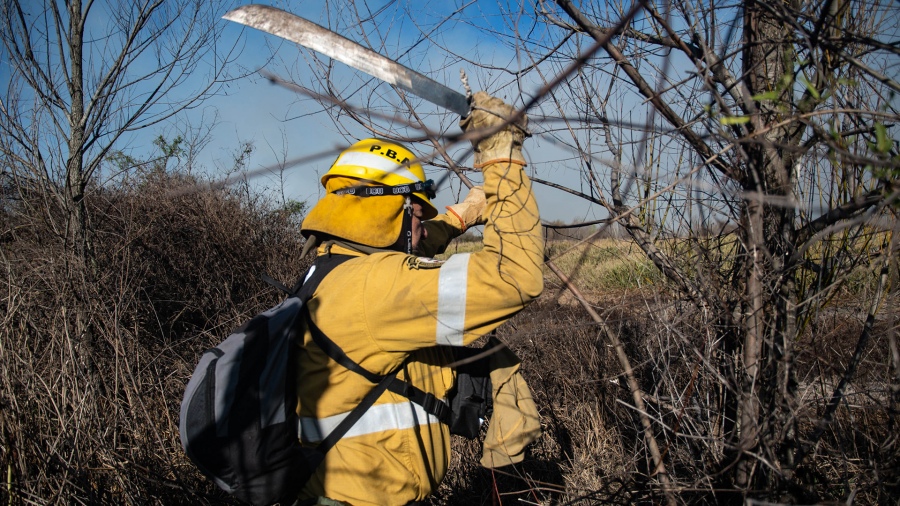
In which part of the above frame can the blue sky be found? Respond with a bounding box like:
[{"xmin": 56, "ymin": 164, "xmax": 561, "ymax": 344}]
[
  {"xmin": 179, "ymin": 0, "xmax": 599, "ymax": 223},
  {"xmin": 0, "ymin": 0, "xmax": 677, "ymax": 225}
]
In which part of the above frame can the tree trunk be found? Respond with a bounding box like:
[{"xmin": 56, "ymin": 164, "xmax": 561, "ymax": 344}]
[
  {"xmin": 62, "ymin": 0, "xmax": 103, "ymax": 396},
  {"xmin": 65, "ymin": 0, "xmax": 91, "ymax": 265},
  {"xmin": 735, "ymin": 0, "xmax": 799, "ymax": 489}
]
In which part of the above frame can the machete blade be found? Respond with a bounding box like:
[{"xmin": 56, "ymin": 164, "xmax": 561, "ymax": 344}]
[{"xmin": 223, "ymin": 4, "xmax": 470, "ymax": 117}]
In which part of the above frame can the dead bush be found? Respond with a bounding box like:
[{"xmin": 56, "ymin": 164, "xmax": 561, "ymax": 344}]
[
  {"xmin": 0, "ymin": 169, "xmax": 310, "ymax": 504},
  {"xmin": 433, "ymin": 280, "xmax": 899, "ymax": 505},
  {"xmin": 433, "ymin": 299, "xmax": 640, "ymax": 505}
]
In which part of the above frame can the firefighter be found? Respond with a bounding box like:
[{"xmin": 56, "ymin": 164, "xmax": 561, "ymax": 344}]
[{"xmin": 295, "ymin": 92, "xmax": 543, "ymax": 505}]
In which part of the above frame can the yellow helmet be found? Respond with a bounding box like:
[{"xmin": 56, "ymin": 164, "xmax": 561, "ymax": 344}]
[{"xmin": 322, "ymin": 138, "xmax": 438, "ymax": 219}]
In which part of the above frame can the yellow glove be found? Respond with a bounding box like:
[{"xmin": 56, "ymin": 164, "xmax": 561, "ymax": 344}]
[
  {"xmin": 459, "ymin": 91, "xmax": 528, "ymax": 168},
  {"xmin": 445, "ymin": 186, "xmax": 486, "ymax": 231}
]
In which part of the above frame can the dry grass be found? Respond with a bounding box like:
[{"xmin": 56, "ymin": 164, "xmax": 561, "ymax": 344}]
[
  {"xmin": 544, "ymin": 239, "xmax": 662, "ymax": 292},
  {"xmin": 1, "ymin": 170, "xmax": 310, "ymax": 504},
  {"xmin": 2, "ymin": 184, "xmax": 898, "ymax": 504},
  {"xmin": 443, "ymin": 236, "xmax": 663, "ymax": 292},
  {"xmin": 434, "ymin": 237, "xmax": 900, "ymax": 505}
]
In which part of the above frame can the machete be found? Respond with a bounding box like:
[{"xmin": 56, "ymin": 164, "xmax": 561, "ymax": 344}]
[{"xmin": 223, "ymin": 4, "xmax": 470, "ymax": 117}]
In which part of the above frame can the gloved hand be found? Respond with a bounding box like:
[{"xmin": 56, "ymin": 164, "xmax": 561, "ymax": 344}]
[
  {"xmin": 459, "ymin": 91, "xmax": 528, "ymax": 168},
  {"xmin": 446, "ymin": 186, "xmax": 486, "ymax": 231}
]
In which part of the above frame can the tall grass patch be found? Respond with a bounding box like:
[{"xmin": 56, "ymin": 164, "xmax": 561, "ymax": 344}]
[{"xmin": 545, "ymin": 239, "xmax": 662, "ymax": 290}]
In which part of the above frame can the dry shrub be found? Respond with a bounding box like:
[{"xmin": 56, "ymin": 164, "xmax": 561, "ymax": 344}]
[
  {"xmin": 633, "ymin": 292, "xmax": 900, "ymax": 505},
  {"xmin": 788, "ymin": 298, "xmax": 900, "ymax": 504},
  {"xmin": 436, "ymin": 270, "xmax": 899, "ymax": 505},
  {"xmin": 433, "ymin": 298, "xmax": 646, "ymax": 505},
  {"xmin": 4, "ymin": 170, "xmax": 897, "ymax": 504},
  {"xmin": 0, "ymin": 169, "xmax": 310, "ymax": 504}
]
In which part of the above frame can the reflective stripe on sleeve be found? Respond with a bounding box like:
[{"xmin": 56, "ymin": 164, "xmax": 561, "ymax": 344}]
[
  {"xmin": 299, "ymin": 400, "xmax": 444, "ymax": 443},
  {"xmin": 435, "ymin": 253, "xmax": 470, "ymax": 346}
]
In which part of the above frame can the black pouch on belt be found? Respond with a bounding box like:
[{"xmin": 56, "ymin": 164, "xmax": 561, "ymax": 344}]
[{"xmin": 448, "ymin": 346, "xmax": 493, "ymax": 439}]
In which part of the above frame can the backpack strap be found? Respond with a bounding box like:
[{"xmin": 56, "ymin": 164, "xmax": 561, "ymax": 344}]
[
  {"xmin": 294, "ymin": 253, "xmax": 356, "ymax": 301},
  {"xmin": 260, "ymin": 272, "xmax": 291, "ymax": 295},
  {"xmin": 293, "ymin": 252, "xmax": 450, "ymax": 454},
  {"xmin": 305, "ymin": 315, "xmax": 451, "ymax": 425},
  {"xmin": 259, "ymin": 252, "xmax": 357, "ymax": 298},
  {"xmin": 307, "ymin": 366, "xmax": 400, "ymax": 461},
  {"xmin": 385, "ymin": 376, "xmax": 452, "ymax": 424}
]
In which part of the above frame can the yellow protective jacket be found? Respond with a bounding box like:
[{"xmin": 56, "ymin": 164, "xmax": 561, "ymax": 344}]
[{"xmin": 296, "ymin": 160, "xmax": 543, "ymax": 505}]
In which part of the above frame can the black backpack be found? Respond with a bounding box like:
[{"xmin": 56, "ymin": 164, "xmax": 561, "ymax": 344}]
[{"xmin": 179, "ymin": 254, "xmax": 454, "ymax": 505}]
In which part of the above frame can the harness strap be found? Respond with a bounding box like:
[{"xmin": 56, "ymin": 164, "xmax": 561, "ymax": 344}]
[
  {"xmin": 260, "ymin": 272, "xmax": 291, "ymax": 295},
  {"xmin": 386, "ymin": 377, "xmax": 451, "ymax": 424},
  {"xmin": 306, "ymin": 366, "xmax": 399, "ymax": 460},
  {"xmin": 305, "ymin": 313, "xmax": 451, "ymax": 424},
  {"xmin": 305, "ymin": 315, "xmax": 383, "ymax": 383}
]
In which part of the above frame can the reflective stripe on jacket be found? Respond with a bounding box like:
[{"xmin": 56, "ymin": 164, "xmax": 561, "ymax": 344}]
[
  {"xmin": 299, "ymin": 399, "xmax": 445, "ymax": 444},
  {"xmin": 296, "ymin": 160, "xmax": 543, "ymax": 505}
]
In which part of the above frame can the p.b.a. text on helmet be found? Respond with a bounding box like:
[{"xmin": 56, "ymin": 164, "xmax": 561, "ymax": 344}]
[{"xmin": 368, "ymin": 143, "xmax": 410, "ymax": 165}]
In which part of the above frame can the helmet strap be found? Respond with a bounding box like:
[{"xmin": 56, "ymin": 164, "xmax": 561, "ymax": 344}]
[
  {"xmin": 331, "ymin": 179, "xmax": 435, "ymax": 199},
  {"xmin": 401, "ymin": 196, "xmax": 413, "ymax": 255},
  {"xmin": 379, "ymin": 196, "xmax": 415, "ymax": 255}
]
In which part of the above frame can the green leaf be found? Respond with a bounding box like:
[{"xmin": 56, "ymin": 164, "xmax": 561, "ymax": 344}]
[
  {"xmin": 798, "ymin": 76, "xmax": 820, "ymax": 100},
  {"xmin": 779, "ymin": 73, "xmax": 794, "ymax": 88},
  {"xmin": 752, "ymin": 91, "xmax": 780, "ymax": 101},
  {"xmin": 720, "ymin": 116, "xmax": 751, "ymax": 125},
  {"xmin": 874, "ymin": 122, "xmax": 893, "ymax": 153}
]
